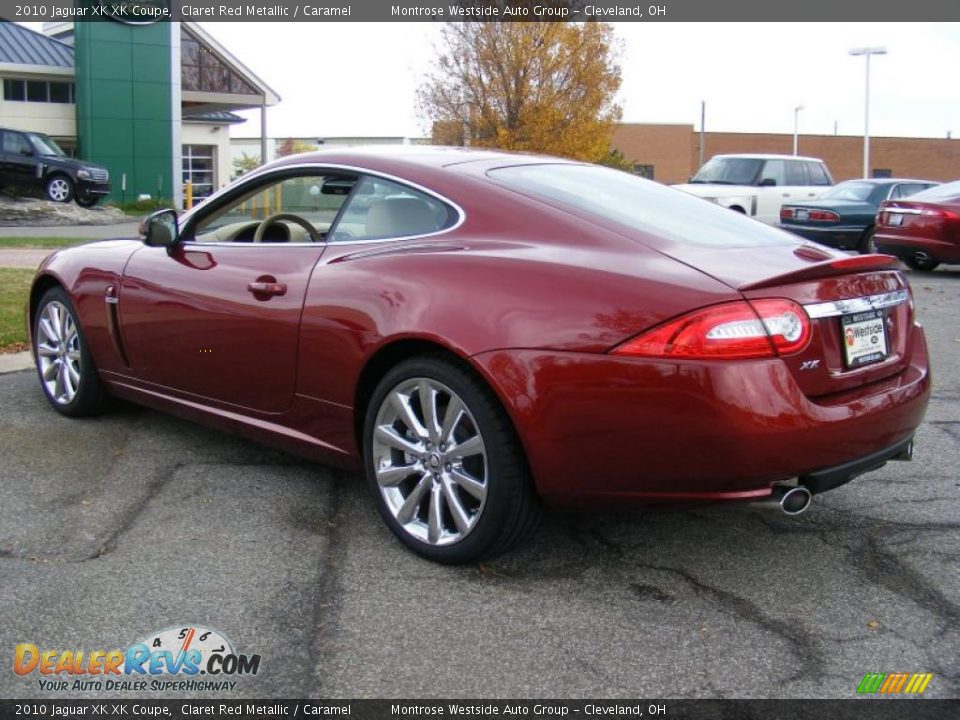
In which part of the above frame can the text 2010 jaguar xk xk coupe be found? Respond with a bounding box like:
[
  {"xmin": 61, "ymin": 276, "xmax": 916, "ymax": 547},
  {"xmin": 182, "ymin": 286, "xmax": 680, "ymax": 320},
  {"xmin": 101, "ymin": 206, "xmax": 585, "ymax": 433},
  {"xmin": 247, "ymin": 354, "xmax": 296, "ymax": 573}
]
[{"xmin": 29, "ymin": 147, "xmax": 930, "ymax": 563}]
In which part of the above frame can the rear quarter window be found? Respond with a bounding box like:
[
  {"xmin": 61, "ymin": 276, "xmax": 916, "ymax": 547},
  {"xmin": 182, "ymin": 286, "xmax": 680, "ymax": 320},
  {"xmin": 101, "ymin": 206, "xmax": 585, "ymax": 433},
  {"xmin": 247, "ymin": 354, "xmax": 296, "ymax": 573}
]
[{"xmin": 488, "ymin": 163, "xmax": 796, "ymax": 248}]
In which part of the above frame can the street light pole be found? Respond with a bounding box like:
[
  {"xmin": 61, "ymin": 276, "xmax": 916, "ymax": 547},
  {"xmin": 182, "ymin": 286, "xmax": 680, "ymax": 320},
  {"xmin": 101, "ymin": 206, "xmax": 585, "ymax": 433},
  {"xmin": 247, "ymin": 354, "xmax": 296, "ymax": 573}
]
[
  {"xmin": 793, "ymin": 105, "xmax": 804, "ymax": 156},
  {"xmin": 849, "ymin": 46, "xmax": 887, "ymax": 179}
]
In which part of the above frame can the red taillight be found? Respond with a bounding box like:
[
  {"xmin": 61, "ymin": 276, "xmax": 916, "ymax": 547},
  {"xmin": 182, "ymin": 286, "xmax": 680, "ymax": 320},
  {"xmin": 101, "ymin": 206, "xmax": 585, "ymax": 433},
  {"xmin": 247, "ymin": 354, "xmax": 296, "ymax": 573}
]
[
  {"xmin": 807, "ymin": 210, "xmax": 839, "ymax": 221},
  {"xmin": 920, "ymin": 207, "xmax": 960, "ymax": 219},
  {"xmin": 780, "ymin": 208, "xmax": 794, "ymax": 221},
  {"xmin": 611, "ymin": 299, "xmax": 811, "ymax": 360}
]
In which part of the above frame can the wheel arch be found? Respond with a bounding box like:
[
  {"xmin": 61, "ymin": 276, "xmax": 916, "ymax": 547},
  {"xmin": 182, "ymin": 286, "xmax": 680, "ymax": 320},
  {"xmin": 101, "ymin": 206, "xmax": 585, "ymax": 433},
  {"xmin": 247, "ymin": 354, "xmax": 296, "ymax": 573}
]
[
  {"xmin": 352, "ymin": 337, "xmax": 527, "ymax": 463},
  {"xmin": 28, "ymin": 273, "xmax": 66, "ymax": 340}
]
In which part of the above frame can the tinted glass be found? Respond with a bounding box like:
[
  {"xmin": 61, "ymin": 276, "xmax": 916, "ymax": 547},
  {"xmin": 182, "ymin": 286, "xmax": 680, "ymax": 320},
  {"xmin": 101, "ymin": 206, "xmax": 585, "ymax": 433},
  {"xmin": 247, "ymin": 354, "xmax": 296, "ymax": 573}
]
[
  {"xmin": 3, "ymin": 132, "xmax": 31, "ymax": 155},
  {"xmin": 27, "ymin": 134, "xmax": 65, "ymax": 156},
  {"xmin": 3, "ymin": 79, "xmax": 25, "ymax": 101},
  {"xmin": 761, "ymin": 160, "xmax": 786, "ymax": 186},
  {"xmin": 489, "ymin": 163, "xmax": 796, "ymax": 248},
  {"xmin": 894, "ymin": 183, "xmax": 933, "ymax": 199},
  {"xmin": 49, "ymin": 82, "xmax": 71, "ymax": 103},
  {"xmin": 690, "ymin": 157, "xmax": 762, "ymax": 185},
  {"xmin": 330, "ymin": 176, "xmax": 456, "ymax": 242},
  {"xmin": 806, "ymin": 162, "xmax": 831, "ymax": 185},
  {"xmin": 26, "ymin": 81, "xmax": 47, "ymax": 102},
  {"xmin": 785, "ymin": 161, "xmax": 808, "ymax": 185},
  {"xmin": 820, "ymin": 181, "xmax": 876, "ymax": 201}
]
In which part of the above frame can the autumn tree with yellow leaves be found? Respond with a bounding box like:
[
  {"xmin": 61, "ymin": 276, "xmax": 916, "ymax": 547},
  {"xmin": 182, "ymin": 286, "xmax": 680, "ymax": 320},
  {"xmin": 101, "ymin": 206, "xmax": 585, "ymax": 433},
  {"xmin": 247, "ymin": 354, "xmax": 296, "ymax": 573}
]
[{"xmin": 419, "ymin": 20, "xmax": 623, "ymax": 163}]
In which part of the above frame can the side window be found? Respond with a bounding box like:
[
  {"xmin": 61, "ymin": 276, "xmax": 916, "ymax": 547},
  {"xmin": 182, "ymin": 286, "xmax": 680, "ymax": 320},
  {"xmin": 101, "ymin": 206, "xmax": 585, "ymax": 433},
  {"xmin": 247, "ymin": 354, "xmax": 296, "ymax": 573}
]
[
  {"xmin": 3, "ymin": 132, "xmax": 31, "ymax": 155},
  {"xmin": 190, "ymin": 173, "xmax": 355, "ymax": 243},
  {"xmin": 785, "ymin": 161, "xmax": 808, "ymax": 186},
  {"xmin": 759, "ymin": 160, "xmax": 786, "ymax": 187},
  {"xmin": 894, "ymin": 183, "xmax": 927, "ymax": 199},
  {"xmin": 806, "ymin": 162, "xmax": 831, "ymax": 186},
  {"xmin": 329, "ymin": 176, "xmax": 456, "ymax": 242}
]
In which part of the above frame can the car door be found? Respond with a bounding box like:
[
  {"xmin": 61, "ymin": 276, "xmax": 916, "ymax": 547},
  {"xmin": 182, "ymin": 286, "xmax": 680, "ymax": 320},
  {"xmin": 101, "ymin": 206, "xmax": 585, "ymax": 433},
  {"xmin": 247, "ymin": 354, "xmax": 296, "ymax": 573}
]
[
  {"xmin": 754, "ymin": 159, "xmax": 788, "ymax": 223},
  {"xmin": 1, "ymin": 130, "xmax": 40, "ymax": 189},
  {"xmin": 117, "ymin": 169, "xmax": 355, "ymax": 413}
]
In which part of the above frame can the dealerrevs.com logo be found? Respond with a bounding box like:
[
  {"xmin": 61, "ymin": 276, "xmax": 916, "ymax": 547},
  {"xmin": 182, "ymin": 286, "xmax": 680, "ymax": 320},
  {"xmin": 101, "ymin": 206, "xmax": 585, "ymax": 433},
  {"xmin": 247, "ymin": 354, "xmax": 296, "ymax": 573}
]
[{"xmin": 13, "ymin": 625, "xmax": 261, "ymax": 693}]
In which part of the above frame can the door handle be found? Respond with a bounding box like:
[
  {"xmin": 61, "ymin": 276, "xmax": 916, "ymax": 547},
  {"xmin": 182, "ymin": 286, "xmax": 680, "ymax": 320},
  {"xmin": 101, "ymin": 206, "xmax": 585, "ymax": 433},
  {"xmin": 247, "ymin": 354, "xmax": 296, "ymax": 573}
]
[{"xmin": 247, "ymin": 281, "xmax": 287, "ymax": 297}]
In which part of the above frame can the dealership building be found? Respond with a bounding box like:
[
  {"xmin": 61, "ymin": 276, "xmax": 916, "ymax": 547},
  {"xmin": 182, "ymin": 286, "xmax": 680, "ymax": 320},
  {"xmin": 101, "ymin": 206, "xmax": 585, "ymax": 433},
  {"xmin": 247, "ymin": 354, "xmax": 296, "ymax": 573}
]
[{"xmin": 0, "ymin": 20, "xmax": 278, "ymax": 205}]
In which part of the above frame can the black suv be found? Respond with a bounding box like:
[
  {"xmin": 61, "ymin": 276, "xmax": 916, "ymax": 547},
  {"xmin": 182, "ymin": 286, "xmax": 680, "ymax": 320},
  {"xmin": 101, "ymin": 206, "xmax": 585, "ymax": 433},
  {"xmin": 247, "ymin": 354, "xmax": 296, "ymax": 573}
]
[{"xmin": 0, "ymin": 128, "xmax": 110, "ymax": 207}]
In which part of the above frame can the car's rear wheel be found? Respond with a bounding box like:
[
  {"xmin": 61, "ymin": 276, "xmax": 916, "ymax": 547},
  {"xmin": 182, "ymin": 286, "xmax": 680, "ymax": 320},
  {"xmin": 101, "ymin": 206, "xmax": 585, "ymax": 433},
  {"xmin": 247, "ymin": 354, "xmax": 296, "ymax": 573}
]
[
  {"xmin": 45, "ymin": 175, "xmax": 73, "ymax": 203},
  {"xmin": 33, "ymin": 287, "xmax": 106, "ymax": 417},
  {"xmin": 363, "ymin": 355, "xmax": 541, "ymax": 563},
  {"xmin": 903, "ymin": 255, "xmax": 940, "ymax": 272},
  {"xmin": 857, "ymin": 226, "xmax": 877, "ymax": 254}
]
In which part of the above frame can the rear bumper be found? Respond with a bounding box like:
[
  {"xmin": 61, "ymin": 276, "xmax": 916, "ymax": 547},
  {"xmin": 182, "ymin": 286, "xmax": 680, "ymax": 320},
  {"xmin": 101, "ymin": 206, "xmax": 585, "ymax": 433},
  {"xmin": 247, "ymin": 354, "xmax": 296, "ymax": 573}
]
[
  {"xmin": 778, "ymin": 223, "xmax": 866, "ymax": 250},
  {"xmin": 471, "ymin": 328, "xmax": 930, "ymax": 509},
  {"xmin": 874, "ymin": 235, "xmax": 960, "ymax": 264}
]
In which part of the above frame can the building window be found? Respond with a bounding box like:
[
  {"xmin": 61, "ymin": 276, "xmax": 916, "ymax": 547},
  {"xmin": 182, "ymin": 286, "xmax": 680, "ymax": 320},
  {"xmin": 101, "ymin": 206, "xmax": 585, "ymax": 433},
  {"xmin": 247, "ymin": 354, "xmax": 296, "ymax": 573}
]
[
  {"xmin": 180, "ymin": 28, "xmax": 258, "ymax": 95},
  {"xmin": 872, "ymin": 168, "xmax": 892, "ymax": 179},
  {"xmin": 3, "ymin": 78, "xmax": 74, "ymax": 104},
  {"xmin": 183, "ymin": 145, "xmax": 217, "ymax": 199},
  {"xmin": 632, "ymin": 164, "xmax": 655, "ymax": 180}
]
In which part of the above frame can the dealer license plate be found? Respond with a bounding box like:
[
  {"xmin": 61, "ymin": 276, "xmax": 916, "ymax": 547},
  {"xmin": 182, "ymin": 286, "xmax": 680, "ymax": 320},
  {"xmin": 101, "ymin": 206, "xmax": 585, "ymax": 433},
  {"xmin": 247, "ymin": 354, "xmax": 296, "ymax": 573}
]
[
  {"xmin": 795, "ymin": 209, "xmax": 809, "ymax": 221},
  {"xmin": 887, "ymin": 212, "xmax": 904, "ymax": 226},
  {"xmin": 842, "ymin": 310, "xmax": 888, "ymax": 368}
]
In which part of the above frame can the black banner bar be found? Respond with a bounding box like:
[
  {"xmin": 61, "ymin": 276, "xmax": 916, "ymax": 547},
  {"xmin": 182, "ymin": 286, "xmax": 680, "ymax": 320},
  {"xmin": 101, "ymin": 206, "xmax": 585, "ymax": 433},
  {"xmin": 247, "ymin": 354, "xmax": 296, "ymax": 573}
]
[
  {"xmin": 2, "ymin": 700, "xmax": 959, "ymax": 719},
  {"xmin": 2, "ymin": 0, "xmax": 960, "ymax": 22}
]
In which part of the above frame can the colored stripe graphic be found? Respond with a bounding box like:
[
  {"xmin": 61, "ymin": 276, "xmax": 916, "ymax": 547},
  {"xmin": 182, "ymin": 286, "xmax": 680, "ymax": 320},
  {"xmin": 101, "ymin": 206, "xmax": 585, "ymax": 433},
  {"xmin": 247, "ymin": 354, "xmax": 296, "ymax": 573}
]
[{"xmin": 858, "ymin": 672, "xmax": 933, "ymax": 694}]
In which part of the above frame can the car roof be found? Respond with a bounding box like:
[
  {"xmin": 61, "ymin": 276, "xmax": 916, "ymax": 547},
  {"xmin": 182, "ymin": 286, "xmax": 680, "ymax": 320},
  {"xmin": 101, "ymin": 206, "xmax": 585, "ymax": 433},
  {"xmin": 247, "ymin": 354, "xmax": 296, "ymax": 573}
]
[
  {"xmin": 274, "ymin": 145, "xmax": 573, "ymax": 171},
  {"xmin": 711, "ymin": 153, "xmax": 824, "ymax": 162}
]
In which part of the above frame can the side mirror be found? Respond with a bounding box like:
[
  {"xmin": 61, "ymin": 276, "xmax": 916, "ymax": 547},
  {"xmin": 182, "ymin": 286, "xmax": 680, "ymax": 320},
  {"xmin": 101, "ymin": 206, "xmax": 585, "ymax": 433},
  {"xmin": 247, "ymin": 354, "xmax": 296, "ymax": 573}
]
[
  {"xmin": 759, "ymin": 178, "xmax": 777, "ymax": 187},
  {"xmin": 141, "ymin": 209, "xmax": 179, "ymax": 249}
]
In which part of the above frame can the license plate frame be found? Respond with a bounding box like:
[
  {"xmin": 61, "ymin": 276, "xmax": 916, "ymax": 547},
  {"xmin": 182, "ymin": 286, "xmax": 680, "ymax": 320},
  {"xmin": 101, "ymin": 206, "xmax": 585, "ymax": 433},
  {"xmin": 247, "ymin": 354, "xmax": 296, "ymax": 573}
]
[{"xmin": 842, "ymin": 309, "xmax": 888, "ymax": 369}]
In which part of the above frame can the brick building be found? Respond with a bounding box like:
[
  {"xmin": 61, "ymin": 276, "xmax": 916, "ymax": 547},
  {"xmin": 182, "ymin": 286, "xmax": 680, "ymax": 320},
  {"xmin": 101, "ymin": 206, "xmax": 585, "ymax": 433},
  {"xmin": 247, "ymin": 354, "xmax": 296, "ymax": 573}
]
[{"xmin": 612, "ymin": 123, "xmax": 960, "ymax": 185}]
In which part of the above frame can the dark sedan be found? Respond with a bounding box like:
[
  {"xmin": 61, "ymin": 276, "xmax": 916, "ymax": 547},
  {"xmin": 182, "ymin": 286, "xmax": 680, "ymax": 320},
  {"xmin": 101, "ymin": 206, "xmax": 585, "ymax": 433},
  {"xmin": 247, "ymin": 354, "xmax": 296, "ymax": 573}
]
[
  {"xmin": 27, "ymin": 148, "xmax": 930, "ymax": 563},
  {"xmin": 779, "ymin": 179, "xmax": 937, "ymax": 253}
]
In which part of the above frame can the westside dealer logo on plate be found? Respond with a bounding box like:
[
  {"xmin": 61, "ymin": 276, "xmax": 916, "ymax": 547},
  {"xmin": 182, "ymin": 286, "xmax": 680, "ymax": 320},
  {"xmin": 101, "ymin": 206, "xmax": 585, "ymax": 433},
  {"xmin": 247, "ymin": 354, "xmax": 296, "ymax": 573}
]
[{"xmin": 12, "ymin": 625, "xmax": 261, "ymax": 693}]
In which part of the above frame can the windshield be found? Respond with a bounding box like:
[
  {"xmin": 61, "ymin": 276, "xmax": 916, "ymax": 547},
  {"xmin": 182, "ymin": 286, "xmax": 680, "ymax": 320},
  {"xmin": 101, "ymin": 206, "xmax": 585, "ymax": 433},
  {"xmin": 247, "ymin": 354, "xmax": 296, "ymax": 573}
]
[
  {"xmin": 690, "ymin": 157, "xmax": 762, "ymax": 185},
  {"xmin": 27, "ymin": 133, "xmax": 66, "ymax": 157},
  {"xmin": 820, "ymin": 181, "xmax": 876, "ymax": 201},
  {"xmin": 488, "ymin": 163, "xmax": 795, "ymax": 248}
]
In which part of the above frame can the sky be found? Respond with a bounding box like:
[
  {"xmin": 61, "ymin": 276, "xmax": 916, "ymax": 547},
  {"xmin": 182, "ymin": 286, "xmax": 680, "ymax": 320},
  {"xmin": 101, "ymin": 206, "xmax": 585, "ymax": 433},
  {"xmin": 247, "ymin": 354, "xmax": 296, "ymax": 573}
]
[{"xmin": 23, "ymin": 21, "xmax": 960, "ymax": 141}]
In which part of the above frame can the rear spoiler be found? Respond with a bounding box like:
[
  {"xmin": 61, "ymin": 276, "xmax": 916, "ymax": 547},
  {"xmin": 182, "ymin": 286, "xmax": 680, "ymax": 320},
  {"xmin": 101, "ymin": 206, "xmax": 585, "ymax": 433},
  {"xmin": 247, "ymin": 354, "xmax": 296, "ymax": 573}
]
[{"xmin": 739, "ymin": 254, "xmax": 901, "ymax": 291}]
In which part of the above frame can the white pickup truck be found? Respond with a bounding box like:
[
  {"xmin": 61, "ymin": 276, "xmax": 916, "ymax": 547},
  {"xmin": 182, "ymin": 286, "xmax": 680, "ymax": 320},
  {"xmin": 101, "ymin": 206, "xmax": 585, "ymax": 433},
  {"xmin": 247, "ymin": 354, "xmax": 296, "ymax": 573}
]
[{"xmin": 673, "ymin": 154, "xmax": 835, "ymax": 224}]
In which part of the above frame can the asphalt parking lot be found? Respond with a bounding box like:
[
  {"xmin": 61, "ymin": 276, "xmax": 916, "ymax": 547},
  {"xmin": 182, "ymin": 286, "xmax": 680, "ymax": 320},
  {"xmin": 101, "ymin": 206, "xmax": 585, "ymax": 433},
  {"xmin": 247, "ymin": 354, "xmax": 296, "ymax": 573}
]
[{"xmin": 1, "ymin": 267, "xmax": 957, "ymax": 700}]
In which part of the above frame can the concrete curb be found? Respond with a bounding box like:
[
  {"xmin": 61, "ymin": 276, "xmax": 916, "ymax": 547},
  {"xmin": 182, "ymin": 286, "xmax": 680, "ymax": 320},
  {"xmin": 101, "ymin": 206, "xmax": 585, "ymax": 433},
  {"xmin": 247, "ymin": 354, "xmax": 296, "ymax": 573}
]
[{"xmin": 0, "ymin": 352, "xmax": 33, "ymax": 374}]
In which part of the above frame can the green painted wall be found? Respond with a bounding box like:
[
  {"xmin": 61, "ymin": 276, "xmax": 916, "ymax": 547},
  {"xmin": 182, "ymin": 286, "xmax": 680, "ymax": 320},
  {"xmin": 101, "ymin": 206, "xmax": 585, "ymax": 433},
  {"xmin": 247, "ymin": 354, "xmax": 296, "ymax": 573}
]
[{"xmin": 74, "ymin": 21, "xmax": 174, "ymax": 203}]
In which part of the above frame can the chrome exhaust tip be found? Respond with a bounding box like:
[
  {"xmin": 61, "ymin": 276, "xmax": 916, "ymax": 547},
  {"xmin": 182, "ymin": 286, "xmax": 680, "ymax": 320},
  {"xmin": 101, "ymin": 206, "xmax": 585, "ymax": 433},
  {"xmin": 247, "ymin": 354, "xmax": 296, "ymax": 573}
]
[
  {"xmin": 780, "ymin": 486, "xmax": 812, "ymax": 516},
  {"xmin": 751, "ymin": 486, "xmax": 813, "ymax": 516}
]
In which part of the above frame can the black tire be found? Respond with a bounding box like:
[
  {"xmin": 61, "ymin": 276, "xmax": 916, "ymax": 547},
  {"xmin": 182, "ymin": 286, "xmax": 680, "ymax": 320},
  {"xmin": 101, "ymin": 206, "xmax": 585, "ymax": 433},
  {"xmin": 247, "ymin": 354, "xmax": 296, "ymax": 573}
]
[
  {"xmin": 45, "ymin": 174, "xmax": 74, "ymax": 204},
  {"xmin": 363, "ymin": 354, "xmax": 541, "ymax": 564},
  {"xmin": 903, "ymin": 256, "xmax": 940, "ymax": 272},
  {"xmin": 33, "ymin": 287, "xmax": 106, "ymax": 417},
  {"xmin": 857, "ymin": 226, "xmax": 877, "ymax": 254},
  {"xmin": 75, "ymin": 195, "xmax": 100, "ymax": 208}
]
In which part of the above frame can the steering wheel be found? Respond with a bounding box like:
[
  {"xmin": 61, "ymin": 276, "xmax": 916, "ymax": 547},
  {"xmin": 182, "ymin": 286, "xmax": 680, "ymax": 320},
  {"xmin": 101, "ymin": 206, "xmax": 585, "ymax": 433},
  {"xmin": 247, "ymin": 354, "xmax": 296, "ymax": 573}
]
[{"xmin": 253, "ymin": 213, "xmax": 321, "ymax": 243}]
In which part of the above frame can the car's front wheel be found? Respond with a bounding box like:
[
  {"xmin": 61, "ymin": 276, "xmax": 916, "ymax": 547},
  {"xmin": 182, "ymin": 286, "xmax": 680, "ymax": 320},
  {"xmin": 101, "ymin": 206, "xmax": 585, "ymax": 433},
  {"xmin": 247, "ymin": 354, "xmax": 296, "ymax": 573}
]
[
  {"xmin": 33, "ymin": 287, "xmax": 106, "ymax": 416},
  {"xmin": 363, "ymin": 355, "xmax": 541, "ymax": 564},
  {"xmin": 45, "ymin": 175, "xmax": 74, "ymax": 203},
  {"xmin": 75, "ymin": 195, "xmax": 100, "ymax": 208}
]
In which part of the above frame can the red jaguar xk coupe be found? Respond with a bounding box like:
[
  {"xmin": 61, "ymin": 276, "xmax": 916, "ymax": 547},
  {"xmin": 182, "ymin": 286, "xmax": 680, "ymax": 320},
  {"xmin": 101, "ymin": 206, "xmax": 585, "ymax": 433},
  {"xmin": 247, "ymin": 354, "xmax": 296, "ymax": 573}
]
[{"xmin": 28, "ymin": 147, "xmax": 930, "ymax": 563}]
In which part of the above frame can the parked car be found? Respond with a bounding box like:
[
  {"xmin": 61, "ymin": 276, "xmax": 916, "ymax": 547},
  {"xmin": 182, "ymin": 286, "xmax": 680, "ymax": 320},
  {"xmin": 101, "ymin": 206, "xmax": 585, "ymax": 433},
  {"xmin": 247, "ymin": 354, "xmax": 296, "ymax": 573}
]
[
  {"xmin": 28, "ymin": 148, "xmax": 929, "ymax": 563},
  {"xmin": 673, "ymin": 154, "xmax": 834, "ymax": 224},
  {"xmin": 779, "ymin": 179, "xmax": 938, "ymax": 253},
  {"xmin": 0, "ymin": 127, "xmax": 110, "ymax": 206},
  {"xmin": 875, "ymin": 180, "xmax": 960, "ymax": 271}
]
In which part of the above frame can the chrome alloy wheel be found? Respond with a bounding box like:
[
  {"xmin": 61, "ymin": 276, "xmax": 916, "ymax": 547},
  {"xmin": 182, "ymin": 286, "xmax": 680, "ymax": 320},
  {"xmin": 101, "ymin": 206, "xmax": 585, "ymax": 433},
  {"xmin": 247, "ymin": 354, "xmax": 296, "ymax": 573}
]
[
  {"xmin": 47, "ymin": 177, "xmax": 71, "ymax": 202},
  {"xmin": 36, "ymin": 301, "xmax": 82, "ymax": 405},
  {"xmin": 372, "ymin": 378, "xmax": 488, "ymax": 546}
]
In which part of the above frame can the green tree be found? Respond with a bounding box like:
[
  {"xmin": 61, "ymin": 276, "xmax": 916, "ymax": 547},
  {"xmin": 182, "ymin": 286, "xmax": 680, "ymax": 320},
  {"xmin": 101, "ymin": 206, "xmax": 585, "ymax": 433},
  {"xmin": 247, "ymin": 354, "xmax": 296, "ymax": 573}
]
[
  {"xmin": 275, "ymin": 138, "xmax": 318, "ymax": 158},
  {"xmin": 232, "ymin": 152, "xmax": 261, "ymax": 179}
]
